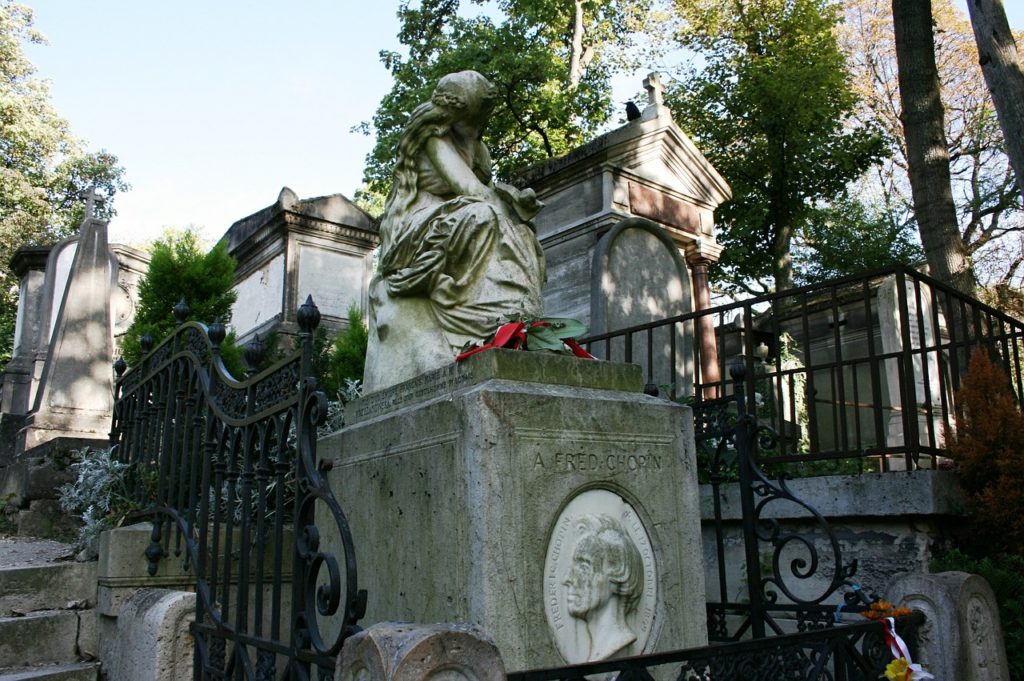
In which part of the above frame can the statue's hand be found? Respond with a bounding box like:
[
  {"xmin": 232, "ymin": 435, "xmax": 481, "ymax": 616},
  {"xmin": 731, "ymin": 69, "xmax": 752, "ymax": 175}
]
[{"xmin": 494, "ymin": 182, "xmax": 544, "ymax": 221}]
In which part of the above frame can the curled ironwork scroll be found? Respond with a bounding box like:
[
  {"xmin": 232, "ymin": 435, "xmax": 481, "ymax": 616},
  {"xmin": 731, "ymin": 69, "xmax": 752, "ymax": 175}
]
[
  {"xmin": 110, "ymin": 295, "xmax": 365, "ymax": 680},
  {"xmin": 694, "ymin": 362, "xmax": 873, "ymax": 642}
]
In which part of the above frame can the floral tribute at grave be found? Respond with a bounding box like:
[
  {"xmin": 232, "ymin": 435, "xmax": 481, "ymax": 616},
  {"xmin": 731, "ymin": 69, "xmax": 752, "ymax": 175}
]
[{"xmin": 456, "ymin": 316, "xmax": 595, "ymax": 361}]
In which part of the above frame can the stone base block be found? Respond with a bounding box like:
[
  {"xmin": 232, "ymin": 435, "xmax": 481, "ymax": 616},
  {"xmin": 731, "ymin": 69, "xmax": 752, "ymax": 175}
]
[
  {"xmin": 105, "ymin": 588, "xmax": 196, "ymax": 681},
  {"xmin": 337, "ymin": 622, "xmax": 505, "ymax": 681},
  {"xmin": 321, "ymin": 351, "xmax": 707, "ymax": 672}
]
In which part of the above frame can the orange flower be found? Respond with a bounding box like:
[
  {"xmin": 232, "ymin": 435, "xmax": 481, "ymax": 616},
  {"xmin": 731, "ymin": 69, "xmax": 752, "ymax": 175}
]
[{"xmin": 862, "ymin": 600, "xmax": 914, "ymax": 620}]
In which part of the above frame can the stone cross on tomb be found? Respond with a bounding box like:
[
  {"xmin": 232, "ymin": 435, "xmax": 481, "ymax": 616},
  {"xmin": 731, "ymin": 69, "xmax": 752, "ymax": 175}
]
[
  {"xmin": 80, "ymin": 187, "xmax": 104, "ymax": 220},
  {"xmin": 643, "ymin": 72, "xmax": 665, "ymax": 107}
]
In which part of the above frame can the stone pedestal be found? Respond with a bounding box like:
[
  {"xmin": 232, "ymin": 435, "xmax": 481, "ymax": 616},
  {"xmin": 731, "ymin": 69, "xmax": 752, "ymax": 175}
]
[{"xmin": 320, "ymin": 351, "xmax": 707, "ymax": 672}]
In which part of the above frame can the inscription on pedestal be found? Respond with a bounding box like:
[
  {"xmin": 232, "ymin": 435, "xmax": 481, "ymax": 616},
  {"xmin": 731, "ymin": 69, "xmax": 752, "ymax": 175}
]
[
  {"xmin": 533, "ymin": 452, "xmax": 664, "ymax": 473},
  {"xmin": 349, "ymin": 364, "xmax": 474, "ymax": 422},
  {"xmin": 543, "ymin": 489, "xmax": 657, "ymax": 663}
]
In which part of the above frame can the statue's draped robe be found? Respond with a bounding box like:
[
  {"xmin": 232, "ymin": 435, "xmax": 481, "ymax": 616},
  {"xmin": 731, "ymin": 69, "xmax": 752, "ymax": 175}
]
[{"xmin": 364, "ymin": 155, "xmax": 545, "ymax": 392}]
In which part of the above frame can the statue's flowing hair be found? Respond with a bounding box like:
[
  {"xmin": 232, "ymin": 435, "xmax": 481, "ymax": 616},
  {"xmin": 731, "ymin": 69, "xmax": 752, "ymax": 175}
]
[{"xmin": 379, "ymin": 71, "xmax": 498, "ymax": 253}]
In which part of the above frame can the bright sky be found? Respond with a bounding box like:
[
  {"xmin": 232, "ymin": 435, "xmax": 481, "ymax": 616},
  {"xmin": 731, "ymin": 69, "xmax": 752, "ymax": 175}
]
[
  {"xmin": 23, "ymin": 1, "xmax": 1024, "ymax": 248},
  {"xmin": 25, "ymin": 1, "xmax": 403, "ymax": 247}
]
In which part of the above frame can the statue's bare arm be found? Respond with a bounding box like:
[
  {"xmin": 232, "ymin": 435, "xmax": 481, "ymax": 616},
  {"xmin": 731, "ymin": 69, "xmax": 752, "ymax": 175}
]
[{"xmin": 425, "ymin": 136, "xmax": 499, "ymax": 200}]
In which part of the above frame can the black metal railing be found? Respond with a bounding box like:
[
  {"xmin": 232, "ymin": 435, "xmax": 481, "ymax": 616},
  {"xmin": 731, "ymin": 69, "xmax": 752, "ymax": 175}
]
[
  {"xmin": 508, "ymin": 611, "xmax": 923, "ymax": 681},
  {"xmin": 109, "ymin": 296, "xmax": 365, "ymax": 681},
  {"xmin": 582, "ymin": 264, "xmax": 1024, "ymax": 471}
]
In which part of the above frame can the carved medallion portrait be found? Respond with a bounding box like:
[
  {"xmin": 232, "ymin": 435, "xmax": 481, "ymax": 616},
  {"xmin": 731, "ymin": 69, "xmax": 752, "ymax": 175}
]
[{"xmin": 543, "ymin": 489, "xmax": 657, "ymax": 663}]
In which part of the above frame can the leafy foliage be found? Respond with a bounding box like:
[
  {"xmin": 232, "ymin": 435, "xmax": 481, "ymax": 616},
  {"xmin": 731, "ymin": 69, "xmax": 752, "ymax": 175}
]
[
  {"xmin": 945, "ymin": 349, "xmax": 1024, "ymax": 556},
  {"xmin": 667, "ymin": 0, "xmax": 887, "ymax": 293},
  {"xmin": 931, "ymin": 549, "xmax": 1024, "ymax": 679},
  {"xmin": 0, "ymin": 3, "xmax": 128, "ymax": 365},
  {"xmin": 794, "ymin": 197, "xmax": 924, "ymax": 284},
  {"xmin": 120, "ymin": 230, "xmax": 239, "ymax": 369},
  {"xmin": 58, "ymin": 446, "xmax": 147, "ymax": 555},
  {"xmin": 319, "ymin": 304, "xmax": 368, "ymax": 398},
  {"xmin": 361, "ymin": 0, "xmax": 653, "ymax": 193}
]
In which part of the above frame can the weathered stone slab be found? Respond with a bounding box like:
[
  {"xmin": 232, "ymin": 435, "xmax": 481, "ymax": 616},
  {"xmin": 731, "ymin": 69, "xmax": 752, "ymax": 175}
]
[
  {"xmin": 350, "ymin": 349, "xmax": 643, "ymax": 424},
  {"xmin": 0, "ymin": 561, "xmax": 97, "ymax": 616},
  {"xmin": 699, "ymin": 472, "xmax": 964, "ymax": 608},
  {"xmin": 0, "ymin": 610, "xmax": 81, "ymax": 668},
  {"xmin": 337, "ymin": 622, "xmax": 506, "ymax": 681},
  {"xmin": 888, "ymin": 571, "xmax": 1010, "ymax": 681},
  {"xmin": 96, "ymin": 523, "xmax": 293, "ymax": 618},
  {"xmin": 321, "ymin": 351, "xmax": 706, "ymax": 672}
]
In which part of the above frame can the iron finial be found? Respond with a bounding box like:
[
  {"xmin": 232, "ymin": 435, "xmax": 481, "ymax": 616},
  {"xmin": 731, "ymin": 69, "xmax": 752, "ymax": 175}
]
[
  {"xmin": 173, "ymin": 298, "xmax": 190, "ymax": 325},
  {"xmin": 297, "ymin": 294, "xmax": 321, "ymax": 333}
]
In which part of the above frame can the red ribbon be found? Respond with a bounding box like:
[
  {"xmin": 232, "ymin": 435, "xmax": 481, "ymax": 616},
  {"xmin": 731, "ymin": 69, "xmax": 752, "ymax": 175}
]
[{"xmin": 455, "ymin": 321, "xmax": 595, "ymax": 361}]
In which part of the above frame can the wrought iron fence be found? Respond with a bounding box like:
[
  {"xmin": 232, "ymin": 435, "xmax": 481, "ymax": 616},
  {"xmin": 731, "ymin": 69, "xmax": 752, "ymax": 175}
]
[
  {"xmin": 508, "ymin": 611, "xmax": 924, "ymax": 681},
  {"xmin": 581, "ymin": 264, "xmax": 1024, "ymax": 471},
  {"xmin": 108, "ymin": 293, "xmax": 927, "ymax": 681},
  {"xmin": 109, "ymin": 296, "xmax": 365, "ymax": 681}
]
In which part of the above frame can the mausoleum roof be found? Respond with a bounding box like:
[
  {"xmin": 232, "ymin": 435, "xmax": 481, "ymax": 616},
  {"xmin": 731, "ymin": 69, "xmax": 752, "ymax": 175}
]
[
  {"xmin": 224, "ymin": 186, "xmax": 378, "ymax": 257},
  {"xmin": 514, "ymin": 97, "xmax": 731, "ymax": 211}
]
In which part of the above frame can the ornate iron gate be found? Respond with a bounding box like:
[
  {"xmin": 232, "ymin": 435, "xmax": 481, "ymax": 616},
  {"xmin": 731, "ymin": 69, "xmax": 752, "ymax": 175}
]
[{"xmin": 110, "ymin": 297, "xmax": 365, "ymax": 681}]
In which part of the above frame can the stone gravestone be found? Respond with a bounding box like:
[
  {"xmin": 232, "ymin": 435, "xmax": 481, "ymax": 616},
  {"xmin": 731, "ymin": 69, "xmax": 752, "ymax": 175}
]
[
  {"xmin": 515, "ymin": 72, "xmax": 731, "ymax": 397},
  {"xmin": 0, "ymin": 236, "xmax": 146, "ymax": 461},
  {"xmin": 877, "ymin": 275, "xmax": 949, "ymax": 456},
  {"xmin": 888, "ymin": 571, "xmax": 1010, "ymax": 681},
  {"xmin": 222, "ymin": 186, "xmax": 379, "ymax": 345},
  {"xmin": 18, "ymin": 192, "xmax": 118, "ymax": 451}
]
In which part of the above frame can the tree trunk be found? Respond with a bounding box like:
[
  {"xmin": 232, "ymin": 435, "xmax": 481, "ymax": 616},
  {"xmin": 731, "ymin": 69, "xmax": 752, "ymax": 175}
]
[
  {"xmin": 569, "ymin": 0, "xmax": 586, "ymax": 87},
  {"xmin": 967, "ymin": 0, "xmax": 1024, "ymax": 196},
  {"xmin": 892, "ymin": 0, "xmax": 976, "ymax": 294}
]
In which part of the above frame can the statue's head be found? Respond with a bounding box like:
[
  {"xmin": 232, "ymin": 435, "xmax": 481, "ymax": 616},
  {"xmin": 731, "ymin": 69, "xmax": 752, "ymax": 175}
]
[
  {"xmin": 431, "ymin": 71, "xmax": 498, "ymax": 122},
  {"xmin": 563, "ymin": 514, "xmax": 644, "ymax": 620}
]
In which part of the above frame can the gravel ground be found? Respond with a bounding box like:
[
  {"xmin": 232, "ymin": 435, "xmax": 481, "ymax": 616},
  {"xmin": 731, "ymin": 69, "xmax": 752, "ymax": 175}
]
[{"xmin": 0, "ymin": 536, "xmax": 77, "ymax": 568}]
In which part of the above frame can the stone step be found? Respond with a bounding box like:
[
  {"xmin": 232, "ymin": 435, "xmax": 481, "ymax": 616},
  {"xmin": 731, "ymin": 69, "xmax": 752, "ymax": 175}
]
[
  {"xmin": 0, "ymin": 612, "xmax": 85, "ymax": 669},
  {"xmin": 0, "ymin": 563, "xmax": 97, "ymax": 616},
  {"xmin": 0, "ymin": 662, "xmax": 99, "ymax": 681}
]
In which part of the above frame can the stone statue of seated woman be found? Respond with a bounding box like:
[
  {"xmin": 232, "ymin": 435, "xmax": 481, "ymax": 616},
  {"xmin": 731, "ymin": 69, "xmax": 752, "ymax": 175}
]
[{"xmin": 363, "ymin": 70, "xmax": 546, "ymax": 392}]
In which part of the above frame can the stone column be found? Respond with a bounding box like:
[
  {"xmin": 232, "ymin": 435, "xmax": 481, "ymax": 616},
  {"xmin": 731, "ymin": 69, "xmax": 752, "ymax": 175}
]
[
  {"xmin": 686, "ymin": 249, "xmax": 722, "ymax": 399},
  {"xmin": 1, "ymin": 246, "xmax": 52, "ymax": 416}
]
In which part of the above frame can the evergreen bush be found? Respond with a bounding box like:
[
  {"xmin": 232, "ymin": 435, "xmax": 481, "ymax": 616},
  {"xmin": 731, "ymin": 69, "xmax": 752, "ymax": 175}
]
[
  {"xmin": 945, "ymin": 349, "xmax": 1024, "ymax": 556},
  {"xmin": 320, "ymin": 304, "xmax": 368, "ymax": 398},
  {"xmin": 120, "ymin": 230, "xmax": 243, "ymax": 373}
]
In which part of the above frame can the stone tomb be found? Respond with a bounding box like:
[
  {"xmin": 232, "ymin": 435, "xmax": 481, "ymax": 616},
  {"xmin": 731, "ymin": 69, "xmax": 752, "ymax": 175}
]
[{"xmin": 319, "ymin": 350, "xmax": 706, "ymax": 671}]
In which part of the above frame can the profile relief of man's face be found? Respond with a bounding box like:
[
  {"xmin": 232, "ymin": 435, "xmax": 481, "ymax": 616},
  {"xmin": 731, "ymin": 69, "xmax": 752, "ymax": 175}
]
[{"xmin": 562, "ymin": 514, "xmax": 645, "ymax": 661}]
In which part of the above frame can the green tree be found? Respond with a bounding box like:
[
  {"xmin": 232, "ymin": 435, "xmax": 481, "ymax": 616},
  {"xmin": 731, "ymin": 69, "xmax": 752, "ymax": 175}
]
[
  {"xmin": 120, "ymin": 230, "xmax": 238, "ymax": 368},
  {"xmin": 361, "ymin": 0, "xmax": 650, "ymax": 193},
  {"xmin": 0, "ymin": 3, "xmax": 128, "ymax": 364},
  {"xmin": 793, "ymin": 196, "xmax": 923, "ymax": 283},
  {"xmin": 667, "ymin": 0, "xmax": 887, "ymax": 294}
]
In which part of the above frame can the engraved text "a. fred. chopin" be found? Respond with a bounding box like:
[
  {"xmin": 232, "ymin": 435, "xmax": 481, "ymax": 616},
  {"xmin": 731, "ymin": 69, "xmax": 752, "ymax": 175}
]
[{"xmin": 533, "ymin": 452, "xmax": 663, "ymax": 473}]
